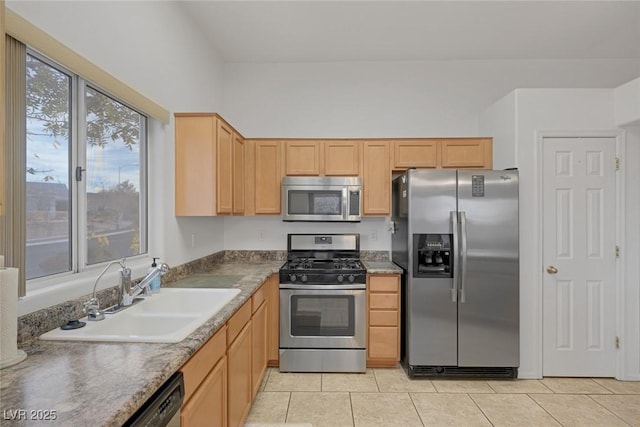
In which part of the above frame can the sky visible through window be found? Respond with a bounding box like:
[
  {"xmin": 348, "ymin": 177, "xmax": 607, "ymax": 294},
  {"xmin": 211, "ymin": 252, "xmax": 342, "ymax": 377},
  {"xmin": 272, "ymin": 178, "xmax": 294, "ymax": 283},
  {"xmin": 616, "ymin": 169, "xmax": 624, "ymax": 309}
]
[{"xmin": 25, "ymin": 53, "xmax": 145, "ymax": 279}]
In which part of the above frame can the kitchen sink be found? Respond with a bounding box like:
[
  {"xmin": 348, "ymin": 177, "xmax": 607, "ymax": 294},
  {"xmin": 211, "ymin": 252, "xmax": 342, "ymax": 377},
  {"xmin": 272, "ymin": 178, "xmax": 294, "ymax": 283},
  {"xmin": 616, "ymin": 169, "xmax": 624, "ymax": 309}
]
[{"xmin": 39, "ymin": 288, "xmax": 241, "ymax": 343}]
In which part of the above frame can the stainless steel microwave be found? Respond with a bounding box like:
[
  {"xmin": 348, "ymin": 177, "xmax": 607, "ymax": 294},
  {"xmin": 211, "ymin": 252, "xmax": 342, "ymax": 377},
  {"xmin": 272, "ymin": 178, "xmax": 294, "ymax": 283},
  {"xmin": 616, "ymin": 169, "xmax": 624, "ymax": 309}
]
[{"xmin": 282, "ymin": 176, "xmax": 362, "ymax": 222}]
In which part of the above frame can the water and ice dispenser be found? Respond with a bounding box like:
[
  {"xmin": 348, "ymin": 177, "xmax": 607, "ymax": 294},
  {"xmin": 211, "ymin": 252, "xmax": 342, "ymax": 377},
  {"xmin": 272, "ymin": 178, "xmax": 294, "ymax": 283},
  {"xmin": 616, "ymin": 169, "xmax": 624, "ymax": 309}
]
[{"xmin": 413, "ymin": 234, "xmax": 453, "ymax": 278}]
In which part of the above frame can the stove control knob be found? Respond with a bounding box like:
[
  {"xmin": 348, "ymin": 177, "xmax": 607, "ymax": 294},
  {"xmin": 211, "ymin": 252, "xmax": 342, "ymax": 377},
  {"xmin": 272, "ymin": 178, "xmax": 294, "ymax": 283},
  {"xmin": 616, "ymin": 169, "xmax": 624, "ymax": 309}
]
[
  {"xmin": 301, "ymin": 275, "xmax": 308, "ymax": 283},
  {"xmin": 337, "ymin": 275, "xmax": 344, "ymax": 283},
  {"xmin": 348, "ymin": 275, "xmax": 355, "ymax": 283},
  {"xmin": 290, "ymin": 274, "xmax": 297, "ymax": 282}
]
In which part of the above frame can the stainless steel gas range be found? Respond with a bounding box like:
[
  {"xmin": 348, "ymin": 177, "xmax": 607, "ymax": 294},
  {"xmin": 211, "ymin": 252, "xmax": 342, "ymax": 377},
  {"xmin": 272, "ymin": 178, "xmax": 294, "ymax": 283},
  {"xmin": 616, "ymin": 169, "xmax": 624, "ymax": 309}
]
[{"xmin": 279, "ymin": 233, "xmax": 367, "ymax": 373}]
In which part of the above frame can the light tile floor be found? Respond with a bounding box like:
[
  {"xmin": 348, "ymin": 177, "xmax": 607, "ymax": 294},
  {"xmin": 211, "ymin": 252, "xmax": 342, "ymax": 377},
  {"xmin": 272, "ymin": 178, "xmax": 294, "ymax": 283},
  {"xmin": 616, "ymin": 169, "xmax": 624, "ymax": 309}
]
[{"xmin": 246, "ymin": 367, "xmax": 640, "ymax": 427}]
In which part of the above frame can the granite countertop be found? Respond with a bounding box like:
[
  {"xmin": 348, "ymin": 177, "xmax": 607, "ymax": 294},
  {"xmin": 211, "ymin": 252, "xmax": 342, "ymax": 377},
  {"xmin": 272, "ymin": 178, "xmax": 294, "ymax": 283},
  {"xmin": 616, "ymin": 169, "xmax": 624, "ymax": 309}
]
[
  {"xmin": 0, "ymin": 261, "xmax": 283, "ymax": 427},
  {"xmin": 1, "ymin": 258, "xmax": 402, "ymax": 426},
  {"xmin": 362, "ymin": 260, "xmax": 403, "ymax": 274}
]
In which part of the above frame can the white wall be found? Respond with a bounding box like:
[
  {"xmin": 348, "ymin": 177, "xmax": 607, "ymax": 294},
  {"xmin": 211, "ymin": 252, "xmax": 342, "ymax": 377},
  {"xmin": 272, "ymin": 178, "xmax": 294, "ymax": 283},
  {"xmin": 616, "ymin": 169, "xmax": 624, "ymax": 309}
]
[
  {"xmin": 8, "ymin": 1, "xmax": 227, "ymax": 313},
  {"xmin": 515, "ymin": 89, "xmax": 617, "ymax": 379},
  {"xmin": 479, "ymin": 91, "xmax": 517, "ymax": 170},
  {"xmin": 223, "ymin": 217, "xmax": 390, "ymax": 252},
  {"xmin": 615, "ymin": 77, "xmax": 640, "ymax": 127},
  {"xmin": 223, "ymin": 59, "xmax": 640, "ymax": 138},
  {"xmin": 480, "ymin": 89, "xmax": 640, "ymax": 379},
  {"xmin": 620, "ymin": 126, "xmax": 640, "ymax": 380}
]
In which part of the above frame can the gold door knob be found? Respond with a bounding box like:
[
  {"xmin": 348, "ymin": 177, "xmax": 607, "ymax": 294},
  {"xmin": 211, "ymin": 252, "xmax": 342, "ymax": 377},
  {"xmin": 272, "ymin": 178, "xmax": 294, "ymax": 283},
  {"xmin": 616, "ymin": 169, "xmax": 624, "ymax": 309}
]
[{"xmin": 546, "ymin": 266, "xmax": 558, "ymax": 274}]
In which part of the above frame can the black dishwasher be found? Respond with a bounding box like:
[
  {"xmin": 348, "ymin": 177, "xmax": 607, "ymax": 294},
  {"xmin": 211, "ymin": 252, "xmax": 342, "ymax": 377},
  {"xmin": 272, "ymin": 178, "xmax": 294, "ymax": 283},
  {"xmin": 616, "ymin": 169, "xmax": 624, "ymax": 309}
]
[{"xmin": 124, "ymin": 371, "xmax": 184, "ymax": 427}]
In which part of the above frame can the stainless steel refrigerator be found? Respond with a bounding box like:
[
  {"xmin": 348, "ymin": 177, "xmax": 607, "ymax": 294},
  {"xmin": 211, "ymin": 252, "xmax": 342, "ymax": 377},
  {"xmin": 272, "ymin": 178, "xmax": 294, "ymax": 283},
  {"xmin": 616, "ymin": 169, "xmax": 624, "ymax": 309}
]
[{"xmin": 392, "ymin": 169, "xmax": 519, "ymax": 378}]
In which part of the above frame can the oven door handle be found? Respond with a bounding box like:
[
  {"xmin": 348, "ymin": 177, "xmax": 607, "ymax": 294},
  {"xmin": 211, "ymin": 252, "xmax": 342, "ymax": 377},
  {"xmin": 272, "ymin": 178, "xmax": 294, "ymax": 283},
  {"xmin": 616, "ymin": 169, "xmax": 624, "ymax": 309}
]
[{"xmin": 279, "ymin": 284, "xmax": 366, "ymax": 290}]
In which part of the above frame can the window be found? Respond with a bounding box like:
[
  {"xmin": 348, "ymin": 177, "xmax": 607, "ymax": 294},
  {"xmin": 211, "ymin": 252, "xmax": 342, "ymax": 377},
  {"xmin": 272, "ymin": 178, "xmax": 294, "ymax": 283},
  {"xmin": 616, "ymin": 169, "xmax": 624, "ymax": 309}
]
[{"xmin": 25, "ymin": 52, "xmax": 147, "ymax": 284}]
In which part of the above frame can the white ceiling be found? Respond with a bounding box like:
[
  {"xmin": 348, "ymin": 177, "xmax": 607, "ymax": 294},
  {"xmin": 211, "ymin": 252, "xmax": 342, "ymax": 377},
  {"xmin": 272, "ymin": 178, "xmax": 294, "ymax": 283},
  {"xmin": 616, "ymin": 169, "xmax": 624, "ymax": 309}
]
[{"xmin": 181, "ymin": 0, "xmax": 640, "ymax": 63}]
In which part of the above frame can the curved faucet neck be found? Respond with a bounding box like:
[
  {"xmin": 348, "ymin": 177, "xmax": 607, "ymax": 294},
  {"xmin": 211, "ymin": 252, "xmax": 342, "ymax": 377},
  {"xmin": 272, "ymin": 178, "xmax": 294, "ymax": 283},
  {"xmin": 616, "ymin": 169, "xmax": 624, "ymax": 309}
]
[{"xmin": 92, "ymin": 259, "xmax": 127, "ymax": 299}]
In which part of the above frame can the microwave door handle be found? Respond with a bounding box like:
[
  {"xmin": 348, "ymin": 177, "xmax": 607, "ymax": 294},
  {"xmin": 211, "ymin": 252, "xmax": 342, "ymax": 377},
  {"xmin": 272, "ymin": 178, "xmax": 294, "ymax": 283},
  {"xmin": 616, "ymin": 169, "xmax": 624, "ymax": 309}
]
[
  {"xmin": 343, "ymin": 188, "xmax": 349, "ymax": 220},
  {"xmin": 282, "ymin": 188, "xmax": 289, "ymax": 219}
]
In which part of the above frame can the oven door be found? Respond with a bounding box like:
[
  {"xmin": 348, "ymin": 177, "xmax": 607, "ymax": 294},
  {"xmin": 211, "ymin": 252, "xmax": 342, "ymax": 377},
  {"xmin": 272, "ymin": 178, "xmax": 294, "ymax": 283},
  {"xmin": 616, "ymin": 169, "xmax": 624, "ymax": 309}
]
[{"xmin": 279, "ymin": 286, "xmax": 366, "ymax": 349}]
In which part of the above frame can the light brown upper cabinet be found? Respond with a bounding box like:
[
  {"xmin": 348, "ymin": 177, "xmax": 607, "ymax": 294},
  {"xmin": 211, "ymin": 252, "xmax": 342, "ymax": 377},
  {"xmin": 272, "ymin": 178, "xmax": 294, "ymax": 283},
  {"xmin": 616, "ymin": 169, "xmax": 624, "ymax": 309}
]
[
  {"xmin": 362, "ymin": 140, "xmax": 391, "ymax": 216},
  {"xmin": 324, "ymin": 140, "xmax": 360, "ymax": 176},
  {"xmin": 216, "ymin": 120, "xmax": 234, "ymax": 214},
  {"xmin": 392, "ymin": 138, "xmax": 492, "ymax": 171},
  {"xmin": 232, "ymin": 133, "xmax": 245, "ymax": 215},
  {"xmin": 284, "ymin": 140, "xmax": 360, "ymax": 176},
  {"xmin": 253, "ymin": 140, "xmax": 284, "ymax": 214},
  {"xmin": 440, "ymin": 138, "xmax": 492, "ymax": 169},
  {"xmin": 175, "ymin": 114, "xmax": 236, "ymax": 216},
  {"xmin": 175, "ymin": 111, "xmax": 492, "ymax": 217},
  {"xmin": 285, "ymin": 140, "xmax": 321, "ymax": 175},
  {"xmin": 392, "ymin": 139, "xmax": 438, "ymax": 170}
]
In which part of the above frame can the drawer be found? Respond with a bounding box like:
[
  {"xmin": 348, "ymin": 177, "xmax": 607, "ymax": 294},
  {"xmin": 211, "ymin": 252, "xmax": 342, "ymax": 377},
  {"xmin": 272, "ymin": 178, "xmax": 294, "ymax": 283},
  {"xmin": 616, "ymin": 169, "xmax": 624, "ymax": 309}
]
[
  {"xmin": 227, "ymin": 300, "xmax": 252, "ymax": 344},
  {"xmin": 181, "ymin": 325, "xmax": 227, "ymax": 401},
  {"xmin": 368, "ymin": 326, "xmax": 399, "ymax": 360},
  {"xmin": 252, "ymin": 284, "xmax": 267, "ymax": 313},
  {"xmin": 369, "ymin": 310, "xmax": 398, "ymax": 326},
  {"xmin": 369, "ymin": 275, "xmax": 399, "ymax": 293},
  {"xmin": 369, "ymin": 293, "xmax": 399, "ymax": 310}
]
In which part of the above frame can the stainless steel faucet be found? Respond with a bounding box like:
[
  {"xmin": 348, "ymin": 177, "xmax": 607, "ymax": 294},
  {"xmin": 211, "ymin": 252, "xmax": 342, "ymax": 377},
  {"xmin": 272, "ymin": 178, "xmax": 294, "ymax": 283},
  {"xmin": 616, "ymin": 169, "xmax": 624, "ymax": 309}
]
[
  {"xmin": 84, "ymin": 258, "xmax": 128, "ymax": 321},
  {"xmin": 120, "ymin": 262, "xmax": 169, "ymax": 306},
  {"xmin": 84, "ymin": 259, "xmax": 170, "ymax": 320}
]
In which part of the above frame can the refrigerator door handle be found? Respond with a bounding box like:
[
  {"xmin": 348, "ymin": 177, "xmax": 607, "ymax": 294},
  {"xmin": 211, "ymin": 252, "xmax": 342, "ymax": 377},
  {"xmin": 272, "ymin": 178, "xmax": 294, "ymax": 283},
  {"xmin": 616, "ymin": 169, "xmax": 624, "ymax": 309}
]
[
  {"xmin": 450, "ymin": 211, "xmax": 459, "ymax": 303},
  {"xmin": 460, "ymin": 211, "xmax": 468, "ymax": 303}
]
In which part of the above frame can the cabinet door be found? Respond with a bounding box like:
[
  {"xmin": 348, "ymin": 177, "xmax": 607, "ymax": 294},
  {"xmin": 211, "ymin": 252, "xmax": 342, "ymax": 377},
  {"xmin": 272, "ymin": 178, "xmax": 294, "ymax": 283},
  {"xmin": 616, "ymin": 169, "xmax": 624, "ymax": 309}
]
[
  {"xmin": 244, "ymin": 139, "xmax": 256, "ymax": 216},
  {"xmin": 267, "ymin": 274, "xmax": 280, "ymax": 365},
  {"xmin": 393, "ymin": 139, "xmax": 438, "ymax": 170},
  {"xmin": 181, "ymin": 355, "xmax": 227, "ymax": 427},
  {"xmin": 174, "ymin": 115, "xmax": 216, "ymax": 216},
  {"xmin": 254, "ymin": 141, "xmax": 283, "ymax": 214},
  {"xmin": 227, "ymin": 323, "xmax": 252, "ymax": 427},
  {"xmin": 324, "ymin": 140, "xmax": 360, "ymax": 175},
  {"xmin": 285, "ymin": 140, "xmax": 321, "ymax": 175},
  {"xmin": 216, "ymin": 119, "xmax": 234, "ymax": 214},
  {"xmin": 368, "ymin": 327, "xmax": 399, "ymax": 360},
  {"xmin": 251, "ymin": 301, "xmax": 268, "ymax": 398},
  {"xmin": 440, "ymin": 138, "xmax": 492, "ymax": 169},
  {"xmin": 362, "ymin": 141, "xmax": 391, "ymax": 215},
  {"xmin": 233, "ymin": 133, "xmax": 245, "ymax": 215}
]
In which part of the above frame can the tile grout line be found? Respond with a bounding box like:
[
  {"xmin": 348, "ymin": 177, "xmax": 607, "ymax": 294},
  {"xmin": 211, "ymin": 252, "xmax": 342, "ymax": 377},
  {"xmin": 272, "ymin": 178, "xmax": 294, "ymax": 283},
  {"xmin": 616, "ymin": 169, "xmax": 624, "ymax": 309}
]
[
  {"xmin": 284, "ymin": 391, "xmax": 292, "ymax": 423},
  {"xmin": 467, "ymin": 392, "xmax": 497, "ymax": 426},
  {"xmin": 585, "ymin": 394, "xmax": 633, "ymax": 426},
  {"xmin": 407, "ymin": 391, "xmax": 427, "ymax": 426},
  {"xmin": 537, "ymin": 378, "xmax": 556, "ymax": 393},
  {"xmin": 591, "ymin": 378, "xmax": 623, "ymax": 394},
  {"xmin": 372, "ymin": 368, "xmax": 380, "ymax": 392},
  {"xmin": 526, "ymin": 392, "xmax": 565, "ymax": 426},
  {"xmin": 349, "ymin": 392, "xmax": 355, "ymax": 427}
]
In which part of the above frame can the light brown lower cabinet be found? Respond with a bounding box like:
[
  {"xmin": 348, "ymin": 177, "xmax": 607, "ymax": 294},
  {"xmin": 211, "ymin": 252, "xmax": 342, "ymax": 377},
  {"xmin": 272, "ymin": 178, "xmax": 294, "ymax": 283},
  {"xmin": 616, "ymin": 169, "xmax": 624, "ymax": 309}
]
[
  {"xmin": 266, "ymin": 274, "xmax": 280, "ymax": 366},
  {"xmin": 251, "ymin": 296, "xmax": 268, "ymax": 398},
  {"xmin": 227, "ymin": 321, "xmax": 252, "ymax": 427},
  {"xmin": 226, "ymin": 298, "xmax": 253, "ymax": 427},
  {"xmin": 367, "ymin": 274, "xmax": 401, "ymax": 367},
  {"xmin": 180, "ymin": 325, "xmax": 227, "ymax": 427},
  {"xmin": 181, "ymin": 355, "xmax": 227, "ymax": 427},
  {"xmin": 179, "ymin": 278, "xmax": 273, "ymax": 426}
]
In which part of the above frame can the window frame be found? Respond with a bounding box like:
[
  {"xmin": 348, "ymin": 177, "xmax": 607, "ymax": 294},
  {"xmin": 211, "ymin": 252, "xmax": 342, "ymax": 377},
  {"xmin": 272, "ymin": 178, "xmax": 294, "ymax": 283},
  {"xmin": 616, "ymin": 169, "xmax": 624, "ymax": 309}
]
[{"xmin": 25, "ymin": 48, "xmax": 149, "ymax": 293}]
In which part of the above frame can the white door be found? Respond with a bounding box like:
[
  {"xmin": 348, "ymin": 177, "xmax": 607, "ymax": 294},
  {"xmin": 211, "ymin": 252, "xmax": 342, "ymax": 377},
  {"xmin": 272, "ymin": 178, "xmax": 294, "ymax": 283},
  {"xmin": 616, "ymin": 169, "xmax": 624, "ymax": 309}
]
[{"xmin": 542, "ymin": 137, "xmax": 617, "ymax": 377}]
